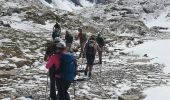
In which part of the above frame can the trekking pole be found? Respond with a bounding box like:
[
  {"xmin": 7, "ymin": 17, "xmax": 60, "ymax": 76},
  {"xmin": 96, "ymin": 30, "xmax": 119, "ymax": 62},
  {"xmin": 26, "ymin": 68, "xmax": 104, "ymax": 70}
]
[
  {"xmin": 81, "ymin": 55, "xmax": 84, "ymax": 70},
  {"xmin": 73, "ymin": 80, "xmax": 76, "ymax": 100},
  {"xmin": 99, "ymin": 63, "xmax": 102, "ymax": 78},
  {"xmin": 46, "ymin": 72, "xmax": 48, "ymax": 99},
  {"xmin": 99, "ymin": 50, "xmax": 102, "ymax": 79}
]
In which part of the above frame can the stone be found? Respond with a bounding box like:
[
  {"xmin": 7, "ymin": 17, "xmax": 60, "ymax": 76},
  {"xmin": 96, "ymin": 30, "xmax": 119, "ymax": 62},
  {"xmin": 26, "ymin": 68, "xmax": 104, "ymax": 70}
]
[{"xmin": 118, "ymin": 95, "xmax": 140, "ymax": 100}]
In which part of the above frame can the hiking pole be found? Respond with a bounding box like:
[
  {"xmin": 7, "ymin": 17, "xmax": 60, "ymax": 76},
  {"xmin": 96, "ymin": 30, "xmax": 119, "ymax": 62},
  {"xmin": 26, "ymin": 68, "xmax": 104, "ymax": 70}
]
[
  {"xmin": 73, "ymin": 80, "xmax": 76, "ymax": 100},
  {"xmin": 80, "ymin": 52, "xmax": 84, "ymax": 72},
  {"xmin": 99, "ymin": 63, "xmax": 102, "ymax": 78},
  {"xmin": 46, "ymin": 72, "xmax": 48, "ymax": 100}
]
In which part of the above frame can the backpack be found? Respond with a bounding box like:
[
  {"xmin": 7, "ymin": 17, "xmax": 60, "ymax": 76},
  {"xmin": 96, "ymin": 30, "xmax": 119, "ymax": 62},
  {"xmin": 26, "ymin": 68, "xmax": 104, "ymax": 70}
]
[
  {"xmin": 65, "ymin": 34, "xmax": 73, "ymax": 43},
  {"xmin": 96, "ymin": 36, "xmax": 104, "ymax": 47},
  {"xmin": 85, "ymin": 40, "xmax": 96, "ymax": 54},
  {"xmin": 79, "ymin": 33, "xmax": 87, "ymax": 42},
  {"xmin": 59, "ymin": 53, "xmax": 77, "ymax": 81},
  {"xmin": 44, "ymin": 41, "xmax": 57, "ymax": 61},
  {"xmin": 52, "ymin": 30, "xmax": 60, "ymax": 40}
]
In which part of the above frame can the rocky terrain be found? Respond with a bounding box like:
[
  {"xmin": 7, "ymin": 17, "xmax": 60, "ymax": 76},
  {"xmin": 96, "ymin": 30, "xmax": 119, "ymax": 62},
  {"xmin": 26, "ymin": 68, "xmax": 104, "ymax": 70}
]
[{"xmin": 1, "ymin": 0, "xmax": 170, "ymax": 100}]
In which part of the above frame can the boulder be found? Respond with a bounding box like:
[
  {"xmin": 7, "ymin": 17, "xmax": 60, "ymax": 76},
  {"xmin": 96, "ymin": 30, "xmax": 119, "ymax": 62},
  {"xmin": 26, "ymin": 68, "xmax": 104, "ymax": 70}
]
[{"xmin": 118, "ymin": 95, "xmax": 139, "ymax": 100}]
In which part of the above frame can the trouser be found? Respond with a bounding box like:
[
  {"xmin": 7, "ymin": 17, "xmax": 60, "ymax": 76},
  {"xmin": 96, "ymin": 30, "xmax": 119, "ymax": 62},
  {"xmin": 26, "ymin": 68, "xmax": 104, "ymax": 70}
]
[
  {"xmin": 56, "ymin": 78, "xmax": 71, "ymax": 100},
  {"xmin": 66, "ymin": 43, "xmax": 72, "ymax": 52},
  {"xmin": 85, "ymin": 54, "xmax": 95, "ymax": 76},
  {"xmin": 79, "ymin": 41, "xmax": 86, "ymax": 57},
  {"xmin": 49, "ymin": 65, "xmax": 57, "ymax": 100},
  {"xmin": 98, "ymin": 46, "xmax": 103, "ymax": 63},
  {"xmin": 49, "ymin": 65, "xmax": 71, "ymax": 100}
]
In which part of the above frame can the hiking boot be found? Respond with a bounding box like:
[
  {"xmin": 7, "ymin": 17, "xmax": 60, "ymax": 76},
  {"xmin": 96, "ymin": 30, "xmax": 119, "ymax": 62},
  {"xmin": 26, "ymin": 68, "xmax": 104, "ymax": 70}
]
[
  {"xmin": 83, "ymin": 54, "xmax": 85, "ymax": 58},
  {"xmin": 99, "ymin": 61, "xmax": 102, "ymax": 64},
  {"xmin": 84, "ymin": 70, "xmax": 87, "ymax": 76}
]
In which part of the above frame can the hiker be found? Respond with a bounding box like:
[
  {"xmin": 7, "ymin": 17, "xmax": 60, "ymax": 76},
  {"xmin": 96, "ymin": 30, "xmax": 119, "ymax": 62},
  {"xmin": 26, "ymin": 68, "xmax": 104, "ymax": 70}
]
[
  {"xmin": 45, "ymin": 38, "xmax": 77, "ymax": 100},
  {"xmin": 65, "ymin": 31, "xmax": 73, "ymax": 52},
  {"xmin": 52, "ymin": 22, "xmax": 61, "ymax": 40},
  {"xmin": 84, "ymin": 35, "xmax": 101, "ymax": 78},
  {"xmin": 96, "ymin": 34, "xmax": 105, "ymax": 64},
  {"xmin": 44, "ymin": 37, "xmax": 61, "ymax": 61},
  {"xmin": 77, "ymin": 28, "xmax": 87, "ymax": 58}
]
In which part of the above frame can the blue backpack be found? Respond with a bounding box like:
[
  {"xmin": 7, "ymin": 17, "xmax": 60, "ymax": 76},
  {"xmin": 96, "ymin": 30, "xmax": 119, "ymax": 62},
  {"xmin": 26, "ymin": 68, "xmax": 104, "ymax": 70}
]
[{"xmin": 59, "ymin": 53, "xmax": 77, "ymax": 81}]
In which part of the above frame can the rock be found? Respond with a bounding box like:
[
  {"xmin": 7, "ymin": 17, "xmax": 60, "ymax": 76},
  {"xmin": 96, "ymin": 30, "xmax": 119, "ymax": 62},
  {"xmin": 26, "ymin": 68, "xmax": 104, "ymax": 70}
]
[
  {"xmin": 150, "ymin": 26, "xmax": 169, "ymax": 31},
  {"xmin": 118, "ymin": 95, "xmax": 140, "ymax": 100},
  {"xmin": 45, "ymin": 0, "xmax": 52, "ymax": 4},
  {"xmin": 92, "ymin": 16, "xmax": 100, "ymax": 21},
  {"xmin": 3, "ymin": 23, "xmax": 11, "ymax": 28},
  {"xmin": 0, "ymin": 70, "xmax": 9, "ymax": 78},
  {"xmin": 0, "ymin": 70, "xmax": 16, "ymax": 78},
  {"xmin": 137, "ymin": 40, "xmax": 143, "ymax": 44},
  {"xmin": 119, "ymin": 52, "xmax": 128, "ymax": 55},
  {"xmin": 0, "ymin": 21, "xmax": 4, "ymax": 25},
  {"xmin": 143, "ymin": 54, "xmax": 148, "ymax": 57},
  {"xmin": 142, "ymin": 7, "xmax": 154, "ymax": 13},
  {"xmin": 71, "ymin": 0, "xmax": 82, "ymax": 6},
  {"xmin": 0, "ymin": 21, "xmax": 11, "ymax": 28}
]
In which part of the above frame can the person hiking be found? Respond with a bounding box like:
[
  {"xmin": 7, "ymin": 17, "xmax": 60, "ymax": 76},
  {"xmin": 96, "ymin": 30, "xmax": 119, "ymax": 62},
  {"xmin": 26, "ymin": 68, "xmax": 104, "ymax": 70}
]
[
  {"xmin": 96, "ymin": 34, "xmax": 105, "ymax": 64},
  {"xmin": 44, "ymin": 37, "xmax": 61, "ymax": 61},
  {"xmin": 52, "ymin": 22, "xmax": 61, "ymax": 40},
  {"xmin": 65, "ymin": 31, "xmax": 73, "ymax": 52},
  {"xmin": 84, "ymin": 35, "xmax": 101, "ymax": 78},
  {"xmin": 45, "ymin": 38, "xmax": 77, "ymax": 100},
  {"xmin": 77, "ymin": 28, "xmax": 87, "ymax": 58}
]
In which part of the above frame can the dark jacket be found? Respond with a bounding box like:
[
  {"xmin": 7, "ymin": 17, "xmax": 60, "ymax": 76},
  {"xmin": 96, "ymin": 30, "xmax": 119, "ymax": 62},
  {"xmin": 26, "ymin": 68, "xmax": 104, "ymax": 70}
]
[
  {"xmin": 65, "ymin": 33, "xmax": 73, "ymax": 44},
  {"xmin": 96, "ymin": 36, "xmax": 105, "ymax": 47}
]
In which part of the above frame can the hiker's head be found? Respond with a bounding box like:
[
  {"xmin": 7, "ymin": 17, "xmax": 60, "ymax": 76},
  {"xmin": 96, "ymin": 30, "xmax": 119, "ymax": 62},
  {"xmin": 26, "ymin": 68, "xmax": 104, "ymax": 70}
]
[
  {"xmin": 56, "ymin": 42, "xmax": 66, "ymax": 49},
  {"xmin": 54, "ymin": 22, "xmax": 60, "ymax": 28},
  {"xmin": 97, "ymin": 34, "xmax": 101, "ymax": 37},
  {"xmin": 55, "ymin": 39, "xmax": 66, "ymax": 52},
  {"xmin": 89, "ymin": 35, "xmax": 96, "ymax": 41},
  {"xmin": 54, "ymin": 22, "xmax": 60, "ymax": 31},
  {"xmin": 66, "ymin": 31, "xmax": 69, "ymax": 35},
  {"xmin": 78, "ymin": 28, "xmax": 82, "ymax": 33}
]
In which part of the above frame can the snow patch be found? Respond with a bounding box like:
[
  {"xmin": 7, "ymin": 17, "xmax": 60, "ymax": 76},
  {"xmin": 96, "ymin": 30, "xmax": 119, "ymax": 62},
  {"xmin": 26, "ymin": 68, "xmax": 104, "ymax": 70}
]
[
  {"xmin": 144, "ymin": 86, "xmax": 170, "ymax": 100},
  {"xmin": 143, "ymin": 8, "xmax": 170, "ymax": 32},
  {"xmin": 7, "ymin": 57, "xmax": 26, "ymax": 62},
  {"xmin": 40, "ymin": 0, "xmax": 94, "ymax": 12},
  {"xmin": 125, "ymin": 39, "xmax": 170, "ymax": 73},
  {"xmin": 0, "ymin": 38, "xmax": 12, "ymax": 45},
  {"xmin": 124, "ymin": 39, "xmax": 170, "ymax": 100}
]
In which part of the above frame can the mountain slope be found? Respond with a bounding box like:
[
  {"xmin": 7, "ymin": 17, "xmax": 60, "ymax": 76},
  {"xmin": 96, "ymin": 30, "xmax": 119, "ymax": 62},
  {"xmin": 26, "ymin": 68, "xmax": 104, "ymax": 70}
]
[
  {"xmin": 1, "ymin": 0, "xmax": 170, "ymax": 100},
  {"xmin": 40, "ymin": 0, "xmax": 95, "ymax": 11}
]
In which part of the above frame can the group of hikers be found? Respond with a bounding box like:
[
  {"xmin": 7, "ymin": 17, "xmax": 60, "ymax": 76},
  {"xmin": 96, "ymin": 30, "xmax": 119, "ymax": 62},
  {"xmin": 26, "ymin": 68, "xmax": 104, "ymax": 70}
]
[{"xmin": 44, "ymin": 22, "xmax": 105, "ymax": 100}]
